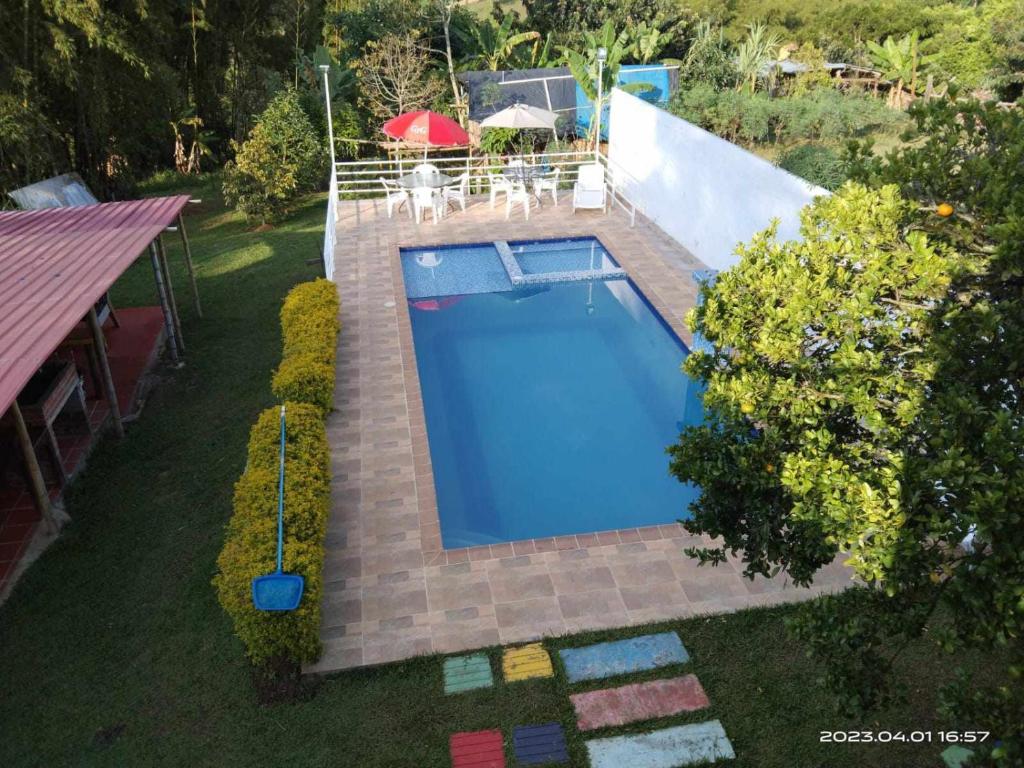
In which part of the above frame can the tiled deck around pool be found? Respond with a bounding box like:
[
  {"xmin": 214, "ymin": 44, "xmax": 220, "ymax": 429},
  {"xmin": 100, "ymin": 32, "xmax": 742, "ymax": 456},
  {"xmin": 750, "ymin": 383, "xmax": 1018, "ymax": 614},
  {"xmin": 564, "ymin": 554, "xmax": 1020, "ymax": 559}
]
[{"xmin": 309, "ymin": 195, "xmax": 851, "ymax": 674}]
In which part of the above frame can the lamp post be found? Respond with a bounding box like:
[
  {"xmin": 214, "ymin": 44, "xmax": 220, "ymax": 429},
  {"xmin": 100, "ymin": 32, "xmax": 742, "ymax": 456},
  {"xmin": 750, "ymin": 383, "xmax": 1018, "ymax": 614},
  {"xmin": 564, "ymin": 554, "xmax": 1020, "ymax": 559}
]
[
  {"xmin": 319, "ymin": 64, "xmax": 336, "ymax": 168},
  {"xmin": 594, "ymin": 46, "xmax": 608, "ymax": 162}
]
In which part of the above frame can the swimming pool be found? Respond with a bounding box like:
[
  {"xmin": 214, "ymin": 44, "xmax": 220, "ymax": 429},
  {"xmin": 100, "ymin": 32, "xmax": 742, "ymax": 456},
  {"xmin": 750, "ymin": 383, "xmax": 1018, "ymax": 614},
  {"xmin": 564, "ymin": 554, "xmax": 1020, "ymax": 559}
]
[{"xmin": 401, "ymin": 237, "xmax": 703, "ymax": 548}]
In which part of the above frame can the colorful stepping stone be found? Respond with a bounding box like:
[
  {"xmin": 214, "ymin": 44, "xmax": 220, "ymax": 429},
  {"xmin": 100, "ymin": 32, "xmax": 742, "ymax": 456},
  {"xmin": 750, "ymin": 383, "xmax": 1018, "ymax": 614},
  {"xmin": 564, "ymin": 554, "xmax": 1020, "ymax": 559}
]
[
  {"xmin": 444, "ymin": 653, "xmax": 494, "ymax": 694},
  {"xmin": 570, "ymin": 674, "xmax": 710, "ymax": 731},
  {"xmin": 512, "ymin": 723, "xmax": 569, "ymax": 765},
  {"xmin": 559, "ymin": 632, "xmax": 689, "ymax": 684},
  {"xmin": 502, "ymin": 642, "xmax": 554, "ymax": 682},
  {"xmin": 450, "ymin": 729, "xmax": 505, "ymax": 768},
  {"xmin": 586, "ymin": 720, "xmax": 735, "ymax": 768}
]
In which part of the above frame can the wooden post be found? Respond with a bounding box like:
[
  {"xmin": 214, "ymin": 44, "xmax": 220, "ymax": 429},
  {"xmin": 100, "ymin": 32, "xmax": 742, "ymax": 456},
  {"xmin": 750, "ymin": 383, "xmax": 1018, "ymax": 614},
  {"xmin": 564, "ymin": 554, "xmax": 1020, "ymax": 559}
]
[
  {"xmin": 149, "ymin": 240, "xmax": 182, "ymax": 363},
  {"xmin": 87, "ymin": 307, "xmax": 124, "ymax": 438},
  {"xmin": 157, "ymin": 234, "xmax": 185, "ymax": 352},
  {"xmin": 9, "ymin": 401, "xmax": 61, "ymax": 533},
  {"xmin": 176, "ymin": 213, "xmax": 202, "ymax": 318}
]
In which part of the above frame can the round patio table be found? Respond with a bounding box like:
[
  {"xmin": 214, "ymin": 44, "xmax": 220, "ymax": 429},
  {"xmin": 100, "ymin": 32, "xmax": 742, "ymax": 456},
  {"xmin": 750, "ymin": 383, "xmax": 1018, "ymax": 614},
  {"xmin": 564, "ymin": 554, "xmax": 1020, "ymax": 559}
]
[{"xmin": 397, "ymin": 171, "xmax": 455, "ymax": 189}]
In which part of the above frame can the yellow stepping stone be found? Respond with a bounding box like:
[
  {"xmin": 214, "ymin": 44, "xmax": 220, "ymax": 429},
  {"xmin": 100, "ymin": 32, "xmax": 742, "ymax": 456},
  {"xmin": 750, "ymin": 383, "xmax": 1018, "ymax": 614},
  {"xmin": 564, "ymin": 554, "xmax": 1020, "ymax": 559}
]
[{"xmin": 503, "ymin": 643, "xmax": 554, "ymax": 682}]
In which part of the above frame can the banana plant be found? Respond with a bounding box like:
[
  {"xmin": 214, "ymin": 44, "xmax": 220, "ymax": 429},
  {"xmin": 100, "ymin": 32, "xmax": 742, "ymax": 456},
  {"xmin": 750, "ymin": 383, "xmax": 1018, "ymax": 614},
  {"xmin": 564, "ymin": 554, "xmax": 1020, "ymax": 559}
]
[
  {"xmin": 517, "ymin": 31, "xmax": 558, "ymax": 69},
  {"xmin": 562, "ymin": 21, "xmax": 652, "ymax": 142},
  {"xmin": 459, "ymin": 14, "xmax": 540, "ymax": 71},
  {"xmin": 867, "ymin": 31, "xmax": 937, "ymax": 107},
  {"xmin": 561, "ymin": 21, "xmax": 651, "ymax": 101},
  {"xmin": 630, "ymin": 21, "xmax": 678, "ymax": 65},
  {"xmin": 298, "ymin": 45, "xmax": 356, "ymax": 102}
]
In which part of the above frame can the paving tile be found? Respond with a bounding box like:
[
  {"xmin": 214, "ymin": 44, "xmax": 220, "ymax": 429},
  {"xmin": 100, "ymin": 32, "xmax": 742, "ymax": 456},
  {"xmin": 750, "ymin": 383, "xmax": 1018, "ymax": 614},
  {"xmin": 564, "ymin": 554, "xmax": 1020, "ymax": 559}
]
[
  {"xmin": 548, "ymin": 564, "xmax": 615, "ymax": 595},
  {"xmin": 559, "ymin": 632, "xmax": 689, "ymax": 683},
  {"xmin": 502, "ymin": 642, "xmax": 553, "ymax": 682},
  {"xmin": 488, "ymin": 570, "xmax": 554, "ymax": 603},
  {"xmin": 585, "ymin": 720, "xmax": 735, "ymax": 768},
  {"xmin": 512, "ymin": 723, "xmax": 569, "ymax": 765},
  {"xmin": 443, "ymin": 653, "xmax": 494, "ymax": 694},
  {"xmin": 571, "ymin": 675, "xmax": 710, "ymax": 731},
  {"xmin": 556, "ymin": 587, "xmax": 628, "ymax": 622},
  {"xmin": 450, "ymin": 729, "xmax": 505, "ymax": 768}
]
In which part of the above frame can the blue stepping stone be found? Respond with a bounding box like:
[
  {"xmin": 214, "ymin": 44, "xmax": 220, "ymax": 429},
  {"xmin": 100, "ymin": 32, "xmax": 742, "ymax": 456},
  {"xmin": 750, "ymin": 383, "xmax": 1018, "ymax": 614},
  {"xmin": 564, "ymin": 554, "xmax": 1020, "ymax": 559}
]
[
  {"xmin": 559, "ymin": 632, "xmax": 689, "ymax": 683},
  {"xmin": 512, "ymin": 723, "xmax": 569, "ymax": 765},
  {"xmin": 586, "ymin": 720, "xmax": 735, "ymax": 768}
]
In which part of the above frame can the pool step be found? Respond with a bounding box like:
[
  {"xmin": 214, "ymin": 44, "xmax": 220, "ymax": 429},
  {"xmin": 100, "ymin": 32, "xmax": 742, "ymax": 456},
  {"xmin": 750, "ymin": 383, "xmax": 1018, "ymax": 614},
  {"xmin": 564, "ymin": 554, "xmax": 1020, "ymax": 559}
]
[
  {"xmin": 586, "ymin": 720, "xmax": 735, "ymax": 768},
  {"xmin": 559, "ymin": 632, "xmax": 689, "ymax": 683},
  {"xmin": 443, "ymin": 653, "xmax": 494, "ymax": 694},
  {"xmin": 512, "ymin": 723, "xmax": 569, "ymax": 765},
  {"xmin": 494, "ymin": 240, "xmax": 627, "ymax": 288},
  {"xmin": 570, "ymin": 674, "xmax": 710, "ymax": 731}
]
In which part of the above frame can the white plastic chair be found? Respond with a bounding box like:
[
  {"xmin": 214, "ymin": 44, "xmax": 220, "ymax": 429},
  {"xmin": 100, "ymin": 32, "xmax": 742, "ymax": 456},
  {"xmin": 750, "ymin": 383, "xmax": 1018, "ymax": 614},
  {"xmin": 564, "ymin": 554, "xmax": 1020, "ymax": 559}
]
[
  {"xmin": 533, "ymin": 167, "xmax": 561, "ymax": 206},
  {"xmin": 572, "ymin": 163, "xmax": 607, "ymax": 214},
  {"xmin": 413, "ymin": 163, "xmax": 440, "ymax": 178},
  {"xmin": 505, "ymin": 182, "xmax": 531, "ymax": 221},
  {"xmin": 412, "ymin": 186, "xmax": 442, "ymax": 224},
  {"xmin": 442, "ymin": 172, "xmax": 469, "ymax": 214},
  {"xmin": 489, "ymin": 173, "xmax": 512, "ymax": 209},
  {"xmin": 380, "ymin": 177, "xmax": 410, "ymax": 219}
]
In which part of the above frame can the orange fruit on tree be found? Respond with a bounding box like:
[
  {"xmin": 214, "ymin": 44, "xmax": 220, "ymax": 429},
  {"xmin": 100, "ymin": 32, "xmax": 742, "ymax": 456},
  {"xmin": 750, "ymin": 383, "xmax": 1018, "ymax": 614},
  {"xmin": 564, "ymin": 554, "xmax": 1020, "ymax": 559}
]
[{"xmin": 937, "ymin": 203, "xmax": 954, "ymax": 217}]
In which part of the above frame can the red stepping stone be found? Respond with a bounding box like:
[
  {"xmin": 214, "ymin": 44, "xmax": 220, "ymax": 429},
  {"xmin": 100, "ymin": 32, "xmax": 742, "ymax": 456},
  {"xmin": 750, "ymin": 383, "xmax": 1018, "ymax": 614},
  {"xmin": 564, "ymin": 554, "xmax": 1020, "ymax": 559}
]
[
  {"xmin": 450, "ymin": 729, "xmax": 505, "ymax": 768},
  {"xmin": 570, "ymin": 674, "xmax": 710, "ymax": 731}
]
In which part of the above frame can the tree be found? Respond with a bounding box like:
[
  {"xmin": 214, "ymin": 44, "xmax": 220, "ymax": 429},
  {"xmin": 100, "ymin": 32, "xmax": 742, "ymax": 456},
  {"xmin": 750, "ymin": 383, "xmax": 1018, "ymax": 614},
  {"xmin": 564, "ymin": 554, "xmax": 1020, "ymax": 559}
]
[
  {"xmin": 867, "ymin": 31, "xmax": 937, "ymax": 107},
  {"xmin": 629, "ymin": 21, "xmax": 677, "ymax": 64},
  {"xmin": 222, "ymin": 88, "xmax": 323, "ymax": 224},
  {"xmin": 434, "ymin": 0, "xmax": 468, "ymax": 125},
  {"xmin": 523, "ymin": 0, "xmax": 690, "ymax": 50},
  {"xmin": 788, "ymin": 42, "xmax": 832, "ymax": 96},
  {"xmin": 359, "ymin": 33, "xmax": 445, "ymax": 119},
  {"xmin": 678, "ymin": 21, "xmax": 736, "ymax": 90},
  {"xmin": 672, "ymin": 95, "xmax": 1024, "ymax": 764},
  {"xmin": 459, "ymin": 14, "xmax": 540, "ymax": 71}
]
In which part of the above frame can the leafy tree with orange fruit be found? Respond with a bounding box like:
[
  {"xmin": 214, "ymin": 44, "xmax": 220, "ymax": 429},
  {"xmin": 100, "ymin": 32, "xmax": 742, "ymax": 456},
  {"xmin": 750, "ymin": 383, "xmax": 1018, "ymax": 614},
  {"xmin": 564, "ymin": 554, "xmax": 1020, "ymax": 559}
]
[{"xmin": 672, "ymin": 93, "xmax": 1024, "ymax": 763}]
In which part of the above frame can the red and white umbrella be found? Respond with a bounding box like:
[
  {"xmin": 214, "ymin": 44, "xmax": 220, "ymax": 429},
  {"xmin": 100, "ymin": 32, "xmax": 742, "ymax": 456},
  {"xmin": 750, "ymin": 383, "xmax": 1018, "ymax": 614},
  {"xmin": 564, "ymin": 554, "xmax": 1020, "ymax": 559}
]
[{"xmin": 382, "ymin": 111, "xmax": 469, "ymax": 148}]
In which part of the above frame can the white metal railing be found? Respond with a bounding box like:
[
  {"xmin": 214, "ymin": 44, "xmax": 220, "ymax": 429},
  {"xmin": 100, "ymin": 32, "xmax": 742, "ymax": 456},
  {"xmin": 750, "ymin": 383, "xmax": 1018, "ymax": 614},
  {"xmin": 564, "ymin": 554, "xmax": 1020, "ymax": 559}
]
[
  {"xmin": 332, "ymin": 151, "xmax": 593, "ymax": 198},
  {"xmin": 596, "ymin": 153, "xmax": 640, "ymax": 226},
  {"xmin": 329, "ymin": 149, "xmax": 641, "ymax": 228},
  {"xmin": 322, "ymin": 163, "xmax": 338, "ymax": 279}
]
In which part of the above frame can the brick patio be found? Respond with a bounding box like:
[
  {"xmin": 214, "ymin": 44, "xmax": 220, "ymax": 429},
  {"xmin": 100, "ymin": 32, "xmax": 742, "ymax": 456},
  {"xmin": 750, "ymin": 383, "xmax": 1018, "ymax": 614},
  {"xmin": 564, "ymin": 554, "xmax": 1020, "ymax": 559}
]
[{"xmin": 308, "ymin": 195, "xmax": 850, "ymax": 674}]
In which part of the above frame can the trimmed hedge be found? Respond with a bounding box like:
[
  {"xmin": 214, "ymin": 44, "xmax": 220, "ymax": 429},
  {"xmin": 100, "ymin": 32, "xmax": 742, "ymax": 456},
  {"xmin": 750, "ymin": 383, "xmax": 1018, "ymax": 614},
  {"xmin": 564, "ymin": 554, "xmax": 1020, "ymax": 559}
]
[
  {"xmin": 215, "ymin": 278, "xmax": 340, "ymax": 668},
  {"xmin": 213, "ymin": 403, "xmax": 330, "ymax": 665},
  {"xmin": 271, "ymin": 279, "xmax": 339, "ymax": 413}
]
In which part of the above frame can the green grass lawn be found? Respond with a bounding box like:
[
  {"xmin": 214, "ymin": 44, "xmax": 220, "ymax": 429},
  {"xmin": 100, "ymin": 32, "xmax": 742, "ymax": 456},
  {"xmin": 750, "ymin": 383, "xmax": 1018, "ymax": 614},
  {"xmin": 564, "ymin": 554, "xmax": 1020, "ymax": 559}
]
[{"xmin": 0, "ymin": 175, "xmax": 992, "ymax": 767}]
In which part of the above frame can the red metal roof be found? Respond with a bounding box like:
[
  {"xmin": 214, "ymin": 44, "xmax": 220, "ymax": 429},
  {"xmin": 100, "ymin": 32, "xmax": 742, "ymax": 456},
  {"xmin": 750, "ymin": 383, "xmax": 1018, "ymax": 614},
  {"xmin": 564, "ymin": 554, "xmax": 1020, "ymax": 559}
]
[{"xmin": 0, "ymin": 195, "xmax": 190, "ymax": 416}]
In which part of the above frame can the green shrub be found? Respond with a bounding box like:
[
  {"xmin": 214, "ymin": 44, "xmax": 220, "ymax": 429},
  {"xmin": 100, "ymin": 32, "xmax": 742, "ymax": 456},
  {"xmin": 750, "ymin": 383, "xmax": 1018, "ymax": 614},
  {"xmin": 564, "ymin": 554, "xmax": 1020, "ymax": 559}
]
[
  {"xmin": 272, "ymin": 278, "xmax": 340, "ymax": 413},
  {"xmin": 778, "ymin": 144, "xmax": 847, "ymax": 191},
  {"xmin": 272, "ymin": 353, "xmax": 334, "ymax": 413},
  {"xmin": 669, "ymin": 86, "xmax": 907, "ymax": 147},
  {"xmin": 222, "ymin": 88, "xmax": 324, "ymax": 224},
  {"xmin": 213, "ymin": 403, "xmax": 330, "ymax": 666}
]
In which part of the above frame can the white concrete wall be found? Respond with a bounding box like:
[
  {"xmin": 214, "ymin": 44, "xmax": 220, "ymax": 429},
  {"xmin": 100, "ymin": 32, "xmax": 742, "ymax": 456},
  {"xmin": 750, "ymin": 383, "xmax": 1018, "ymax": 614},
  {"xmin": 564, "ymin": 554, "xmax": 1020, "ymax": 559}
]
[{"xmin": 607, "ymin": 88, "xmax": 827, "ymax": 271}]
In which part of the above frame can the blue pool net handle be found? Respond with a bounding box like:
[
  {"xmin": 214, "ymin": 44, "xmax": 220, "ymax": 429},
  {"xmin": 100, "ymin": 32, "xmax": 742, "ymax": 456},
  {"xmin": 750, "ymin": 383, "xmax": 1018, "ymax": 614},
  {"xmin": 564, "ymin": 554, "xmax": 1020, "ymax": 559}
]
[{"xmin": 275, "ymin": 404, "xmax": 286, "ymax": 574}]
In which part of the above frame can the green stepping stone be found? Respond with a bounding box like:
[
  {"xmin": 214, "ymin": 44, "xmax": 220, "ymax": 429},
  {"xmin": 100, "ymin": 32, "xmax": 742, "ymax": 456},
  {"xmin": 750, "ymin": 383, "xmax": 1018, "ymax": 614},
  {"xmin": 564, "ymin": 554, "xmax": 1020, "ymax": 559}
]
[
  {"xmin": 443, "ymin": 653, "xmax": 493, "ymax": 694},
  {"xmin": 942, "ymin": 746, "xmax": 974, "ymax": 768}
]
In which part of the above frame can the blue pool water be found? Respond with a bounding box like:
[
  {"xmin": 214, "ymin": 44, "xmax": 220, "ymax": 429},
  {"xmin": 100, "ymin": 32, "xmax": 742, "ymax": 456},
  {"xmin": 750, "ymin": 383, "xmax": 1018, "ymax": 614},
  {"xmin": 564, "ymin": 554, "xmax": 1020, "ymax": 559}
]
[{"xmin": 401, "ymin": 238, "xmax": 703, "ymax": 547}]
